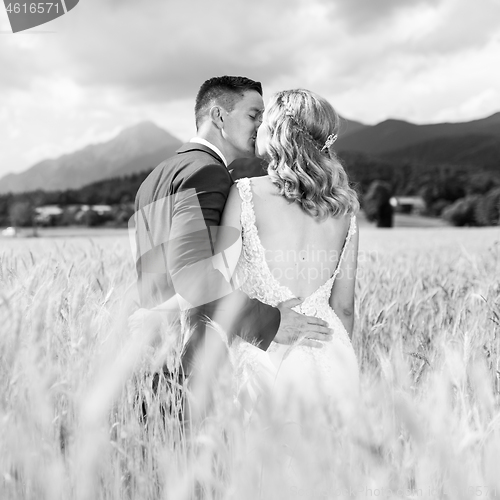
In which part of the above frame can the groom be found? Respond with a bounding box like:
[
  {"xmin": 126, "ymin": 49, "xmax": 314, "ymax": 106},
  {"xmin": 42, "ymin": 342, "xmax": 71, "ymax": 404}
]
[{"xmin": 134, "ymin": 76, "xmax": 332, "ymax": 386}]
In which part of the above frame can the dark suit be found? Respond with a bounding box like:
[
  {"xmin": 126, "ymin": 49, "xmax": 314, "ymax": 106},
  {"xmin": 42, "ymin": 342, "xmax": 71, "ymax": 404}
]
[
  {"xmin": 134, "ymin": 142, "xmax": 280, "ymax": 379},
  {"xmin": 228, "ymin": 156, "xmax": 268, "ymax": 180}
]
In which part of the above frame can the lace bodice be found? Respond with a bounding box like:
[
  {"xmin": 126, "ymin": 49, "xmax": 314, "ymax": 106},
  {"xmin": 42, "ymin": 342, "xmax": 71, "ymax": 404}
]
[{"xmin": 234, "ymin": 177, "xmax": 356, "ymax": 348}]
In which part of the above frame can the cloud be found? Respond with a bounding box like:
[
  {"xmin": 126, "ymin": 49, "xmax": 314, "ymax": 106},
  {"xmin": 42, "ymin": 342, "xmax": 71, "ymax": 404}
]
[
  {"xmin": 412, "ymin": 0, "xmax": 500, "ymax": 53},
  {"xmin": 0, "ymin": 33, "xmax": 46, "ymax": 91},
  {"xmin": 332, "ymin": 37, "xmax": 500, "ymax": 125},
  {"xmin": 2, "ymin": 0, "xmax": 499, "ymax": 102},
  {"xmin": 1, "ymin": 0, "xmax": 500, "ymax": 177},
  {"xmin": 6, "ymin": 0, "xmax": 307, "ymax": 103},
  {"xmin": 332, "ymin": 0, "xmax": 434, "ymax": 28}
]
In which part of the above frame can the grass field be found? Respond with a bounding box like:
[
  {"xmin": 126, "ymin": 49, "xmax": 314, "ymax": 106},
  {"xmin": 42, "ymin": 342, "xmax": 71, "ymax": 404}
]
[{"xmin": 1, "ymin": 226, "xmax": 499, "ymax": 499}]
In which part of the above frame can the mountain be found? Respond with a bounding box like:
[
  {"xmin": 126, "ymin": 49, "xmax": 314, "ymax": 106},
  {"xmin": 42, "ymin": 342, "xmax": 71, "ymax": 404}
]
[
  {"xmin": 0, "ymin": 122, "xmax": 182, "ymax": 194},
  {"xmin": 383, "ymin": 133, "xmax": 500, "ymax": 170},
  {"xmin": 2, "ymin": 112, "xmax": 498, "ymax": 195},
  {"xmin": 338, "ymin": 116, "xmax": 369, "ymax": 138},
  {"xmin": 336, "ymin": 112, "xmax": 500, "ymax": 159}
]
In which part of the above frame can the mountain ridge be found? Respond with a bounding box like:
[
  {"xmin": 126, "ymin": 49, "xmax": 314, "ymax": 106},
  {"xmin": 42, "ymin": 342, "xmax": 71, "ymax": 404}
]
[
  {"xmin": 0, "ymin": 121, "xmax": 182, "ymax": 194},
  {"xmin": 1, "ymin": 111, "xmax": 499, "ymax": 195},
  {"xmin": 335, "ymin": 112, "xmax": 500, "ymax": 156}
]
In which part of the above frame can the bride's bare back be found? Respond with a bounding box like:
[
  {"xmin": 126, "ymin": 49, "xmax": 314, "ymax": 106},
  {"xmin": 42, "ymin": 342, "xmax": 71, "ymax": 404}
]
[
  {"xmin": 219, "ymin": 174, "xmax": 358, "ymax": 336},
  {"xmin": 250, "ymin": 176, "xmax": 352, "ymax": 298}
]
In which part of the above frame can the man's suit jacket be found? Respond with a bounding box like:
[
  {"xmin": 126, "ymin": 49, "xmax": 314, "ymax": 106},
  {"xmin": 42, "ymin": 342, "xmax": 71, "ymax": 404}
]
[
  {"xmin": 134, "ymin": 142, "xmax": 280, "ymax": 376},
  {"xmin": 228, "ymin": 157, "xmax": 268, "ymax": 181}
]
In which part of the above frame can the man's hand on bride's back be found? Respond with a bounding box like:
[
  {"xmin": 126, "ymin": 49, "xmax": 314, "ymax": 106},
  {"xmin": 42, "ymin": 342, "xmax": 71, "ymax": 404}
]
[{"xmin": 275, "ymin": 298, "xmax": 333, "ymax": 348}]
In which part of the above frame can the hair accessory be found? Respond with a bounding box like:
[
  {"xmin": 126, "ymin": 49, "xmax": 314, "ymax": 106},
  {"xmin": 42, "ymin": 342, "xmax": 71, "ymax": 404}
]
[
  {"xmin": 321, "ymin": 133, "xmax": 338, "ymax": 152},
  {"xmin": 280, "ymin": 93, "xmax": 337, "ymax": 154}
]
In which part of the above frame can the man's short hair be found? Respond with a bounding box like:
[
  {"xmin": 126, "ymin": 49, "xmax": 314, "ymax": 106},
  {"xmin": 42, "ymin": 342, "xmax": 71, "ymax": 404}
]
[{"xmin": 195, "ymin": 76, "xmax": 263, "ymax": 129}]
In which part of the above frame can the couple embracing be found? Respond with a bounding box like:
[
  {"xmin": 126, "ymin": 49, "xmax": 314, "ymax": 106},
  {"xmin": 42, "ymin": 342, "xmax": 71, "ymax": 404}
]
[{"xmin": 133, "ymin": 76, "xmax": 360, "ymax": 422}]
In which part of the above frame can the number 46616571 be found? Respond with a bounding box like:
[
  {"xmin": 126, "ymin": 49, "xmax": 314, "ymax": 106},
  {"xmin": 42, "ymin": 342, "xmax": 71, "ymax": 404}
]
[
  {"xmin": 468, "ymin": 486, "xmax": 498, "ymax": 497},
  {"xmin": 5, "ymin": 3, "xmax": 60, "ymax": 14}
]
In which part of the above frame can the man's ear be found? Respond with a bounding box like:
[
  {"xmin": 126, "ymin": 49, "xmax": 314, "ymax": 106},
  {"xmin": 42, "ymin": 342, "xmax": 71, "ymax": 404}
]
[{"xmin": 209, "ymin": 106, "xmax": 225, "ymax": 130}]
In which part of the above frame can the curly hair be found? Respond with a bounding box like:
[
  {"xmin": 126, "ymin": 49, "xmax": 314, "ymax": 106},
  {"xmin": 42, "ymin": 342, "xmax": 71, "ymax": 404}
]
[{"xmin": 263, "ymin": 89, "xmax": 359, "ymax": 219}]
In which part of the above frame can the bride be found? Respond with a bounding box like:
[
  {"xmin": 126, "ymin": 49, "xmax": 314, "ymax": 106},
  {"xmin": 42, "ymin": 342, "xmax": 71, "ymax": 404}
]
[{"xmin": 216, "ymin": 89, "xmax": 360, "ymax": 419}]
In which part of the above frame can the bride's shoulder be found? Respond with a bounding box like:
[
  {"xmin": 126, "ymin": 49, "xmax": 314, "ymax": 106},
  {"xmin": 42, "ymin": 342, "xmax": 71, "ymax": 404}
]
[
  {"xmin": 234, "ymin": 175, "xmax": 274, "ymax": 196},
  {"xmin": 242, "ymin": 174, "xmax": 270, "ymax": 185},
  {"xmin": 248, "ymin": 175, "xmax": 276, "ymax": 194}
]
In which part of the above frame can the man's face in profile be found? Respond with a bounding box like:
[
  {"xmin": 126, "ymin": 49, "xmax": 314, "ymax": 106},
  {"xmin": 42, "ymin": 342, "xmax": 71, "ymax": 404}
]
[{"xmin": 221, "ymin": 90, "xmax": 264, "ymax": 160}]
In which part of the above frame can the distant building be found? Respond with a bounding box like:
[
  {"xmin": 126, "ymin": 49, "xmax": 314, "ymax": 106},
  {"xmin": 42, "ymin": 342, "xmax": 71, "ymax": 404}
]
[
  {"xmin": 78, "ymin": 204, "xmax": 112, "ymax": 215},
  {"xmin": 91, "ymin": 205, "xmax": 112, "ymax": 215},
  {"xmin": 2, "ymin": 227, "xmax": 17, "ymax": 237},
  {"xmin": 390, "ymin": 196, "xmax": 426, "ymax": 215},
  {"xmin": 34, "ymin": 205, "xmax": 63, "ymax": 225},
  {"xmin": 34, "ymin": 204, "xmax": 113, "ymax": 225},
  {"xmin": 74, "ymin": 204, "xmax": 114, "ymax": 225}
]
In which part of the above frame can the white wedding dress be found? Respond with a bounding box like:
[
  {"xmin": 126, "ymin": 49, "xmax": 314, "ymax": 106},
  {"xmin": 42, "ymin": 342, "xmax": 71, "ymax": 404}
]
[{"xmin": 228, "ymin": 178, "xmax": 360, "ymax": 420}]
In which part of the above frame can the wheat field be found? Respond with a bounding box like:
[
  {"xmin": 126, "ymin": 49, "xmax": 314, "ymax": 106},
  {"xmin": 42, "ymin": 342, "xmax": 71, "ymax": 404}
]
[{"xmin": 1, "ymin": 227, "xmax": 499, "ymax": 500}]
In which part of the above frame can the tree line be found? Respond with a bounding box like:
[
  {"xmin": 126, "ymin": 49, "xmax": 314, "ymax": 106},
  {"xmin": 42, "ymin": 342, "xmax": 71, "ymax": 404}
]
[
  {"xmin": 339, "ymin": 152, "xmax": 500, "ymax": 226},
  {"xmin": 1, "ymin": 154, "xmax": 499, "ymax": 228},
  {"xmin": 0, "ymin": 171, "xmax": 150, "ymax": 228}
]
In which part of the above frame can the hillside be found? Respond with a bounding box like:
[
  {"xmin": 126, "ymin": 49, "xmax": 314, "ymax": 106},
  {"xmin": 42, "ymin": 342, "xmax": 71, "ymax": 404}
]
[
  {"xmin": 1, "ymin": 111, "xmax": 498, "ymax": 198},
  {"xmin": 335, "ymin": 112, "xmax": 500, "ymax": 158},
  {"xmin": 338, "ymin": 116, "xmax": 369, "ymax": 138},
  {"xmin": 0, "ymin": 122, "xmax": 182, "ymax": 194},
  {"xmin": 382, "ymin": 133, "xmax": 500, "ymax": 170}
]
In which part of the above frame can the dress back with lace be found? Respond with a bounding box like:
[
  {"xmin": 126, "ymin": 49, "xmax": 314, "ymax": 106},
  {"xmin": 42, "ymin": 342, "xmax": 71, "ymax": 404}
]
[
  {"xmin": 228, "ymin": 177, "xmax": 359, "ymax": 417},
  {"xmin": 227, "ymin": 177, "xmax": 360, "ymax": 494},
  {"xmin": 234, "ymin": 177, "xmax": 357, "ymax": 349}
]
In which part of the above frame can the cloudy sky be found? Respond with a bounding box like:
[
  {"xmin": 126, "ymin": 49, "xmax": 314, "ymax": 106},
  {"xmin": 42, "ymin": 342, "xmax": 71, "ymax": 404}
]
[{"xmin": 1, "ymin": 0, "xmax": 499, "ymax": 178}]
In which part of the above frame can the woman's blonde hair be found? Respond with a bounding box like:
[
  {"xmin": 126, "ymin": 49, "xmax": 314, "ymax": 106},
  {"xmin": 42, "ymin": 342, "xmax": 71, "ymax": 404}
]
[{"xmin": 264, "ymin": 89, "xmax": 359, "ymax": 219}]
